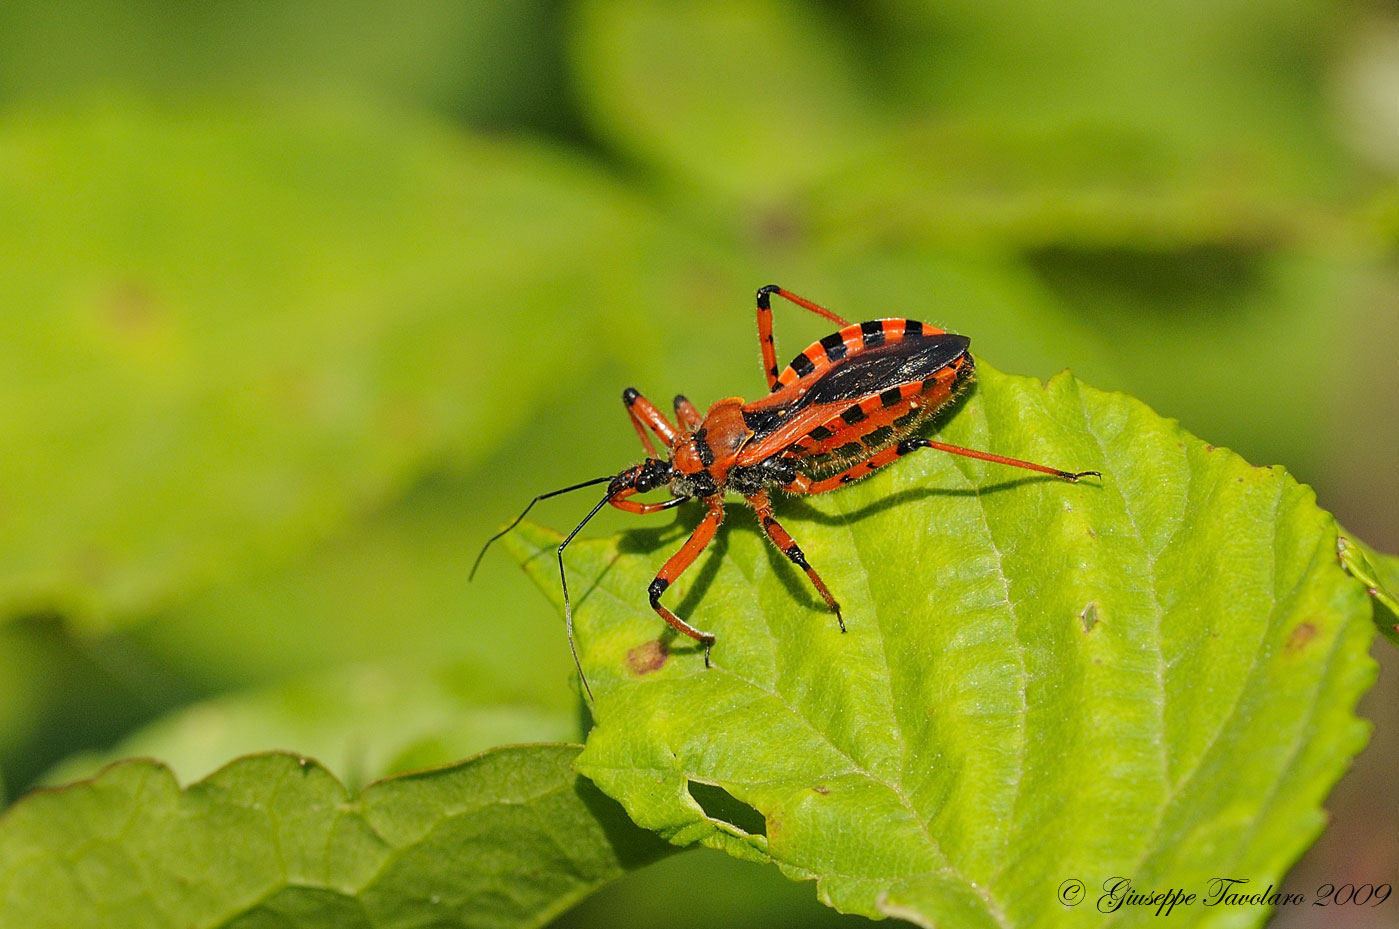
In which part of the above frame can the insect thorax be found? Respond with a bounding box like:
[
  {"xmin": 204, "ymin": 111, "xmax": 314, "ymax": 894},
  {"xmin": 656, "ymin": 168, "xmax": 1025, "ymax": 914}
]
[{"xmin": 669, "ymin": 467, "xmax": 719, "ymax": 499}]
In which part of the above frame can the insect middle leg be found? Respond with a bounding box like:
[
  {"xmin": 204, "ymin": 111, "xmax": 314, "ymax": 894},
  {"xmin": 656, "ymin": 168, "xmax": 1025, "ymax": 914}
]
[
  {"xmin": 755, "ymin": 285, "xmax": 851, "ymax": 390},
  {"xmin": 622, "ymin": 387, "xmax": 678, "ymax": 457},
  {"xmin": 747, "ymin": 489, "xmax": 845, "ymax": 632},
  {"xmin": 647, "ymin": 496, "xmax": 725, "ymax": 665}
]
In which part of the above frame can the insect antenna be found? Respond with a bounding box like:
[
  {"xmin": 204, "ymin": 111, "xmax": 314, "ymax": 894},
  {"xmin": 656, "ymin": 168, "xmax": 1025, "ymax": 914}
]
[
  {"xmin": 469, "ymin": 475, "xmax": 616, "ymax": 580},
  {"xmin": 557, "ymin": 491, "xmax": 615, "ymax": 701}
]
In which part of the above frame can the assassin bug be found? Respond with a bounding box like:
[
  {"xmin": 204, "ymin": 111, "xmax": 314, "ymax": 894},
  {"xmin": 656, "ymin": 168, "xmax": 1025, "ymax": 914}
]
[{"xmin": 473, "ymin": 285, "xmax": 1099, "ymax": 698}]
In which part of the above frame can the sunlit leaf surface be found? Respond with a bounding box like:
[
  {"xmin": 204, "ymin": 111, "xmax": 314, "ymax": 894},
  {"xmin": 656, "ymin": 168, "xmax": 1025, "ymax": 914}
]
[{"xmin": 509, "ymin": 364, "xmax": 1377, "ymax": 927}]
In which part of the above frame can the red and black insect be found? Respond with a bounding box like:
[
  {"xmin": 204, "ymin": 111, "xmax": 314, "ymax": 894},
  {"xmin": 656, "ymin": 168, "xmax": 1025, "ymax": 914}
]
[{"xmin": 473, "ymin": 285, "xmax": 1099, "ymax": 698}]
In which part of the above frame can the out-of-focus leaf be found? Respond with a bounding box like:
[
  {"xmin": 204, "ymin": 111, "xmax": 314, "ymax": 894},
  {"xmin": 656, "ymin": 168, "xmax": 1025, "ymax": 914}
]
[
  {"xmin": 570, "ymin": 0, "xmax": 884, "ymax": 202},
  {"xmin": 0, "ymin": 2, "xmax": 575, "ymax": 133},
  {"xmin": 0, "ymin": 745, "xmax": 674, "ymax": 929},
  {"xmin": 0, "ymin": 99, "xmax": 666, "ymax": 630},
  {"xmin": 554, "ymin": 846, "xmax": 872, "ymax": 929},
  {"xmin": 866, "ymin": 0, "xmax": 1352, "ymax": 192},
  {"xmin": 43, "ymin": 658, "xmax": 575, "ymax": 790},
  {"xmin": 508, "ymin": 364, "xmax": 1376, "ymax": 926},
  {"xmin": 130, "ymin": 471, "xmax": 582, "ymax": 698},
  {"xmin": 0, "ymin": 618, "xmax": 188, "ymax": 797},
  {"xmin": 803, "ymin": 116, "xmax": 1364, "ymax": 479},
  {"xmin": 1016, "ymin": 246, "xmax": 1355, "ymax": 481},
  {"xmin": 809, "ymin": 121, "xmax": 1331, "ymax": 254}
]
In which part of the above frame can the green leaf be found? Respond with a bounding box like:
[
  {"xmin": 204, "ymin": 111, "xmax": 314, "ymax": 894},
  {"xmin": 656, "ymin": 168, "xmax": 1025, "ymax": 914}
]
[
  {"xmin": 0, "ymin": 616, "xmax": 189, "ymax": 795},
  {"xmin": 507, "ymin": 363, "xmax": 1378, "ymax": 926},
  {"xmin": 802, "ymin": 125, "xmax": 1366, "ymax": 480},
  {"xmin": 0, "ymin": 99, "xmax": 663, "ymax": 630},
  {"xmin": 0, "ymin": 745, "xmax": 674, "ymax": 929},
  {"xmin": 866, "ymin": 0, "xmax": 1351, "ymax": 192},
  {"xmin": 1338, "ymin": 534, "xmax": 1399, "ymax": 647},
  {"xmin": 42, "ymin": 659, "xmax": 576, "ymax": 791}
]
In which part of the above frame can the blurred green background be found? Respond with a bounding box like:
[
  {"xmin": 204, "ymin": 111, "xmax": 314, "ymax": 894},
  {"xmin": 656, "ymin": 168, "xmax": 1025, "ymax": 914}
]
[{"xmin": 1, "ymin": 2, "xmax": 1396, "ymax": 926}]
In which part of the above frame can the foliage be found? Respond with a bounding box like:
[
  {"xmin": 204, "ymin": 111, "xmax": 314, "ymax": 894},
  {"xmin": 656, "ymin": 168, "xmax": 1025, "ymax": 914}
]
[
  {"xmin": 509, "ymin": 364, "xmax": 1381, "ymax": 926},
  {"xmin": 1, "ymin": 1, "xmax": 1396, "ymax": 927},
  {"xmin": 0, "ymin": 745, "xmax": 672, "ymax": 929}
]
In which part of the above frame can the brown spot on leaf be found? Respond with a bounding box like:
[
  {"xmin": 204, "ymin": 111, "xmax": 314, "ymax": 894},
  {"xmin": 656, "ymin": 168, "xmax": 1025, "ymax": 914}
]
[
  {"xmin": 812, "ymin": 784, "xmax": 830, "ymax": 795},
  {"xmin": 627, "ymin": 639, "xmax": 669, "ymax": 674},
  {"xmin": 1285, "ymin": 622, "xmax": 1318, "ymax": 653}
]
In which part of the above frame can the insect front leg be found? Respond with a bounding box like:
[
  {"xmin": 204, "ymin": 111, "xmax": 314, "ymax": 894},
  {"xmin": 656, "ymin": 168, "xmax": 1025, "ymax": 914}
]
[
  {"xmin": 609, "ymin": 483, "xmax": 685, "ymax": 515},
  {"xmin": 673, "ymin": 394, "xmax": 702, "ymax": 430},
  {"xmin": 622, "ymin": 387, "xmax": 679, "ymax": 457},
  {"xmin": 647, "ymin": 497, "xmax": 725, "ymax": 665},
  {"xmin": 747, "ymin": 489, "xmax": 844, "ymax": 632}
]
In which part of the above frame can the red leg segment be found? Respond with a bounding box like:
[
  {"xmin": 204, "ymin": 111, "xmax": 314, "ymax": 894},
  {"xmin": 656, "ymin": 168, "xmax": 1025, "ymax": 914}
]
[
  {"xmin": 609, "ymin": 482, "xmax": 685, "ymax": 515},
  {"xmin": 647, "ymin": 497, "xmax": 725, "ymax": 664},
  {"xmin": 673, "ymin": 394, "xmax": 702, "ymax": 430},
  {"xmin": 755, "ymin": 285, "xmax": 851, "ymax": 391},
  {"xmin": 622, "ymin": 387, "xmax": 678, "ymax": 457}
]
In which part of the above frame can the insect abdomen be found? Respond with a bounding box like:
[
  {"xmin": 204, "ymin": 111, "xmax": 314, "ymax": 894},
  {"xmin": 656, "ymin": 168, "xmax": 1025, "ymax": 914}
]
[{"xmin": 792, "ymin": 351, "xmax": 974, "ymax": 474}]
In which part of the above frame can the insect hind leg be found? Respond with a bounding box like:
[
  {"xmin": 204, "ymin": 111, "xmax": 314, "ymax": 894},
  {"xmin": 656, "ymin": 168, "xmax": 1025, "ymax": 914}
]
[{"xmin": 755, "ymin": 285, "xmax": 850, "ymax": 391}]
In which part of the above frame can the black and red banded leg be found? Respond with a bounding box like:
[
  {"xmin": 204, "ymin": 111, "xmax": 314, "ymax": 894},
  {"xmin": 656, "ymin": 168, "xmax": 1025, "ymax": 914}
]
[
  {"xmin": 755, "ymin": 285, "xmax": 851, "ymax": 391},
  {"xmin": 786, "ymin": 438, "xmax": 1100, "ymax": 495},
  {"xmin": 648, "ymin": 496, "xmax": 725, "ymax": 664},
  {"xmin": 747, "ymin": 490, "xmax": 844, "ymax": 632},
  {"xmin": 622, "ymin": 387, "xmax": 678, "ymax": 457}
]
